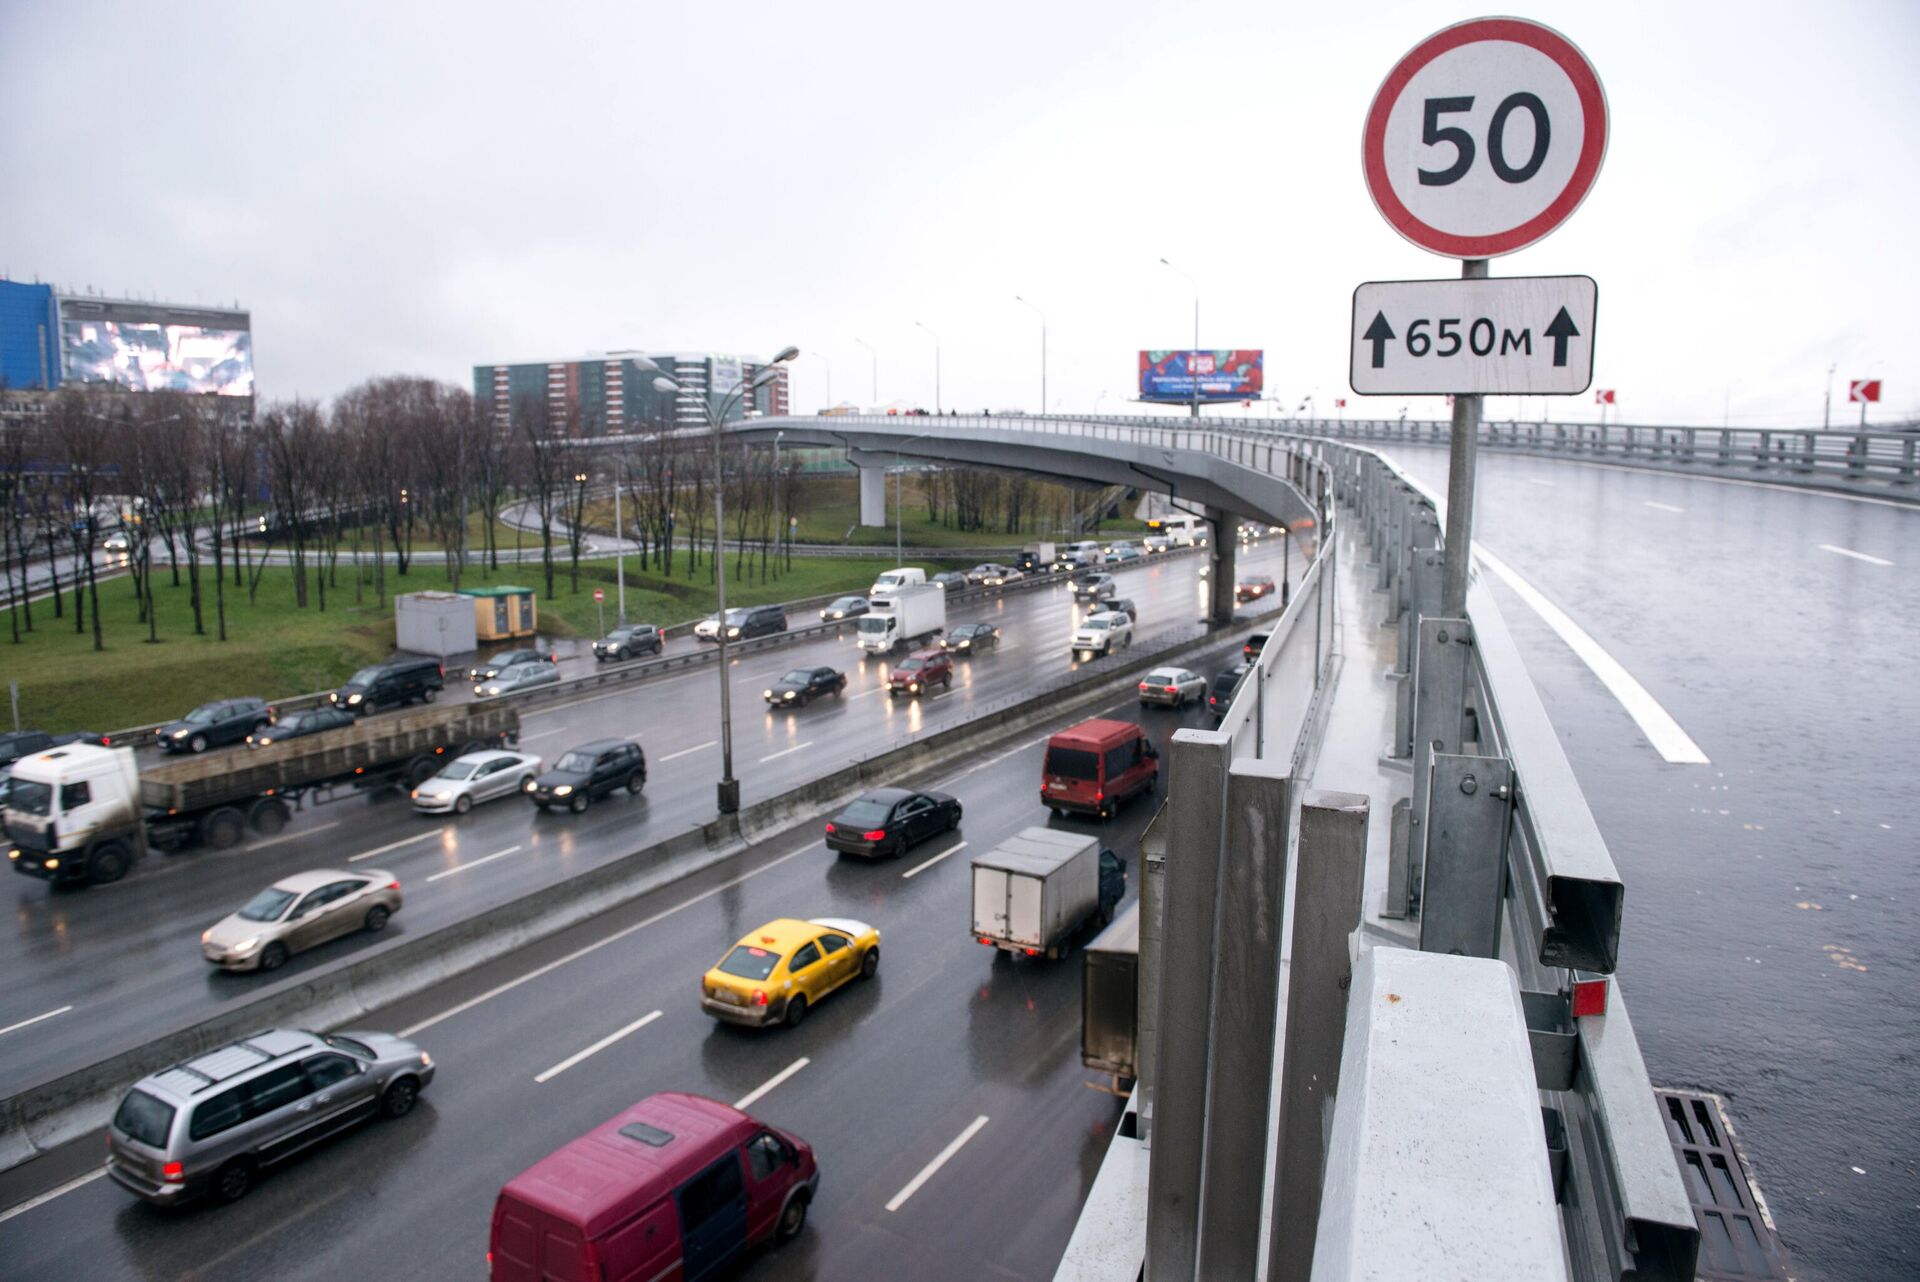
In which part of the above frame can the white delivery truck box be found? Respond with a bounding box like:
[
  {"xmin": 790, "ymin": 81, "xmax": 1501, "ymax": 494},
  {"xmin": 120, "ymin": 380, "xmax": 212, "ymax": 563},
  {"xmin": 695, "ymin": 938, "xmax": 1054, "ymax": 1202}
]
[
  {"xmin": 854, "ymin": 583, "xmax": 946, "ymax": 654},
  {"xmin": 971, "ymin": 827, "xmax": 1103, "ymax": 959}
]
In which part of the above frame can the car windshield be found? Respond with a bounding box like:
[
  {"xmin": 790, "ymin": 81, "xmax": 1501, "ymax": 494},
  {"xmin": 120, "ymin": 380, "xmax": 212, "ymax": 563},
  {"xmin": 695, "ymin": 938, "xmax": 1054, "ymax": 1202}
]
[
  {"xmin": 718, "ymin": 945, "xmax": 781, "ymax": 981},
  {"xmin": 839, "ymin": 799, "xmax": 893, "ymax": 826},
  {"xmin": 7, "ymin": 779, "xmax": 52, "ymax": 816},
  {"xmin": 437, "ymin": 760, "xmax": 481, "ymax": 780},
  {"xmin": 113, "ymin": 1089, "xmax": 175, "ymax": 1148},
  {"xmin": 895, "ymin": 659, "xmax": 923, "ymax": 672},
  {"xmin": 1085, "ymin": 619, "xmax": 1111, "ymax": 630},
  {"xmin": 238, "ymin": 886, "xmax": 298, "ymax": 922},
  {"xmin": 555, "ymin": 751, "xmax": 600, "ymax": 772},
  {"xmin": 321, "ymin": 1033, "xmax": 376, "ymax": 1060},
  {"xmin": 780, "ymin": 670, "xmax": 812, "ymax": 684},
  {"xmin": 723, "ymin": 608, "xmax": 753, "ymax": 625},
  {"xmin": 1045, "ymin": 747, "xmax": 1099, "ymax": 780},
  {"xmin": 183, "ymin": 704, "xmax": 220, "ymax": 724},
  {"xmin": 855, "ymin": 617, "xmax": 888, "ymax": 634},
  {"xmin": 346, "ymin": 666, "xmax": 382, "ymax": 686},
  {"xmin": 830, "ymin": 598, "xmax": 859, "ymax": 609}
]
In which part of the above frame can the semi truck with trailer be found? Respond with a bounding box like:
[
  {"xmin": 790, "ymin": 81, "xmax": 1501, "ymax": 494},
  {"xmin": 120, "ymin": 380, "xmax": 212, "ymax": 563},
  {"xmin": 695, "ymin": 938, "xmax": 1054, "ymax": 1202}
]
[
  {"xmin": 4, "ymin": 703, "xmax": 520, "ymax": 887},
  {"xmin": 854, "ymin": 583, "xmax": 946, "ymax": 655},
  {"xmin": 971, "ymin": 827, "xmax": 1126, "ymax": 960}
]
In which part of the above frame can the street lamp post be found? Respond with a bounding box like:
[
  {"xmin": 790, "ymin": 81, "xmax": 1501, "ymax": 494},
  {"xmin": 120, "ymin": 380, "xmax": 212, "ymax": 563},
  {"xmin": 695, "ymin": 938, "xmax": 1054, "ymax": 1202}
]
[
  {"xmin": 854, "ymin": 337, "xmax": 878, "ymax": 407},
  {"xmin": 1015, "ymin": 295, "xmax": 1046, "ymax": 413},
  {"xmin": 1824, "ymin": 362, "xmax": 1837, "ymax": 430},
  {"xmin": 913, "ymin": 321, "xmax": 941, "ymax": 414},
  {"xmin": 640, "ymin": 345, "xmax": 798, "ymax": 815},
  {"xmin": 1160, "ymin": 257, "xmax": 1201, "ymax": 419}
]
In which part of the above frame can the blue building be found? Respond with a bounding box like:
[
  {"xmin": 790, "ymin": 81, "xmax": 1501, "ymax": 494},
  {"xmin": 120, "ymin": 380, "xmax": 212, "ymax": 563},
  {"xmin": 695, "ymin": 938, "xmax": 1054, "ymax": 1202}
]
[{"xmin": 0, "ymin": 281, "xmax": 61, "ymax": 390}]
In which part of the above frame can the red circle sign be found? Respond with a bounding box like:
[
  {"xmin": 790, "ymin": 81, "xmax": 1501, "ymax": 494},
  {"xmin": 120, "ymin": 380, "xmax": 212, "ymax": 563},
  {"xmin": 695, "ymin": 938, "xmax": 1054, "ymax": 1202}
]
[
  {"xmin": 1363, "ymin": 17, "xmax": 1607, "ymax": 258},
  {"xmin": 593, "ymin": 589, "xmax": 605, "ymax": 602}
]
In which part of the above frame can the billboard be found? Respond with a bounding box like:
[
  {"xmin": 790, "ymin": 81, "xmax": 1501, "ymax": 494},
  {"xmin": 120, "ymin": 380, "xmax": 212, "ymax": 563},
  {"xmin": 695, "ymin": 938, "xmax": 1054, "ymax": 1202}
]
[
  {"xmin": 1139, "ymin": 349, "xmax": 1263, "ymax": 403},
  {"xmin": 709, "ymin": 353, "xmax": 744, "ymax": 400},
  {"xmin": 61, "ymin": 319, "xmax": 254, "ymax": 396}
]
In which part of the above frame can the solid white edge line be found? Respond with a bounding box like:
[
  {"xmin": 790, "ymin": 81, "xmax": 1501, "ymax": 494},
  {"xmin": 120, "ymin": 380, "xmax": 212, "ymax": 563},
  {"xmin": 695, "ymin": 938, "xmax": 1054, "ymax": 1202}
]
[
  {"xmin": 534, "ymin": 1009, "xmax": 662, "ymax": 1083},
  {"xmin": 659, "ymin": 740, "xmax": 717, "ymax": 762},
  {"xmin": 1642, "ymin": 501, "xmax": 1685, "ymax": 513},
  {"xmin": 733, "ymin": 1056, "xmax": 811, "ymax": 1111},
  {"xmin": 885, "ymin": 1115, "xmax": 990, "ymax": 1212},
  {"xmin": 348, "ymin": 831, "xmax": 440, "ymax": 863},
  {"xmin": 518, "ymin": 726, "xmax": 569, "ymax": 741},
  {"xmin": 0, "ymin": 1004, "xmax": 74, "ymax": 1037},
  {"xmin": 425, "ymin": 845, "xmax": 522, "ymax": 883},
  {"xmin": 1475, "ymin": 547, "xmax": 1710, "ymax": 765},
  {"xmin": 399, "ymin": 842, "xmax": 815, "ymax": 1037},
  {"xmin": 902, "ymin": 842, "xmax": 967, "ymax": 880},
  {"xmin": 758, "ymin": 741, "xmax": 813, "ymax": 763},
  {"xmin": 0, "ymin": 1168, "xmax": 107, "ymax": 1225},
  {"xmin": 246, "ymin": 820, "xmax": 339, "ymax": 851},
  {"xmin": 1818, "ymin": 543, "xmax": 1893, "ymax": 567}
]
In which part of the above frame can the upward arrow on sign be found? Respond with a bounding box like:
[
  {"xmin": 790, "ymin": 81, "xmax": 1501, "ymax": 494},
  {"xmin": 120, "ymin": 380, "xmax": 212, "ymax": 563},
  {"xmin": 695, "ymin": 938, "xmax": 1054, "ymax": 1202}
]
[
  {"xmin": 1362, "ymin": 312, "xmax": 1396, "ymax": 369},
  {"xmin": 1544, "ymin": 307, "xmax": 1580, "ymax": 368}
]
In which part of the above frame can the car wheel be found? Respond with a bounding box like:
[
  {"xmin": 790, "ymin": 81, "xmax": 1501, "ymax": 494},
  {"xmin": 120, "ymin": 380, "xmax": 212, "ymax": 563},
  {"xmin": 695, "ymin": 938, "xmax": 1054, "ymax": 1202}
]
[
  {"xmin": 454, "ymin": 793, "xmax": 472, "ymax": 815},
  {"xmin": 626, "ymin": 770, "xmax": 644, "ymax": 795},
  {"xmin": 617, "ymin": 647, "xmax": 630, "ymax": 661},
  {"xmin": 212, "ymin": 1159, "xmax": 255, "ymax": 1204},
  {"xmin": 380, "ymin": 1077, "xmax": 419, "ymax": 1119},
  {"xmin": 88, "ymin": 841, "xmax": 132, "ymax": 886},
  {"xmin": 948, "ymin": 805, "xmax": 962, "ymax": 831},
  {"xmin": 189, "ymin": 733, "xmax": 209, "ymax": 754},
  {"xmin": 422, "ymin": 687, "xmax": 438, "ymax": 703},
  {"xmin": 258, "ymin": 942, "xmax": 289, "ymax": 973},
  {"xmin": 364, "ymin": 905, "xmax": 390, "ymax": 933},
  {"xmin": 860, "ymin": 947, "xmax": 879, "ymax": 980},
  {"xmin": 1049, "ymin": 807, "xmax": 1064, "ymax": 819},
  {"xmin": 783, "ymin": 994, "xmax": 808, "ymax": 1028},
  {"xmin": 775, "ymin": 1192, "xmax": 810, "ymax": 1244},
  {"xmin": 569, "ymin": 793, "xmax": 589, "ymax": 814}
]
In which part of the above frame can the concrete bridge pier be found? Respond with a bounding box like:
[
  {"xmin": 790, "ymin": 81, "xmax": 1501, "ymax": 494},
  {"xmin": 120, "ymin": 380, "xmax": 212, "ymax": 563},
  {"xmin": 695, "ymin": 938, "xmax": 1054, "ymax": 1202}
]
[
  {"xmin": 859, "ymin": 465, "xmax": 887, "ymax": 527},
  {"xmin": 1207, "ymin": 507, "xmax": 1236, "ymax": 627}
]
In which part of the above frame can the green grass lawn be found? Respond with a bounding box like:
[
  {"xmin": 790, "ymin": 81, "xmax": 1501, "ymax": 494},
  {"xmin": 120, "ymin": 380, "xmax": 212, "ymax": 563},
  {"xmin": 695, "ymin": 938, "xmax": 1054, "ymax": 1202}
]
[{"xmin": 1, "ymin": 550, "xmax": 962, "ymax": 732}]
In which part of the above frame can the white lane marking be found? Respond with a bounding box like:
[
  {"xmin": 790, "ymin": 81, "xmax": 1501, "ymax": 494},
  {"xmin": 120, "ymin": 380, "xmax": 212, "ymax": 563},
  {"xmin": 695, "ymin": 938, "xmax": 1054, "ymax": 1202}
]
[
  {"xmin": 734, "ymin": 1057, "xmax": 811, "ymax": 1110},
  {"xmin": 759, "ymin": 741, "xmax": 813, "ymax": 763},
  {"xmin": 1475, "ymin": 548, "xmax": 1710, "ymax": 765},
  {"xmin": 534, "ymin": 1009, "xmax": 662, "ymax": 1083},
  {"xmin": 247, "ymin": 820, "xmax": 339, "ymax": 851},
  {"xmin": 885, "ymin": 1115, "xmax": 990, "ymax": 1212},
  {"xmin": 0, "ymin": 1005, "xmax": 73, "ymax": 1037},
  {"xmin": 1643, "ymin": 500, "xmax": 1685, "ymax": 513},
  {"xmin": 425, "ymin": 845, "xmax": 523, "ymax": 883},
  {"xmin": 349, "ymin": 831, "xmax": 439, "ymax": 863},
  {"xmin": 1819, "ymin": 543, "xmax": 1893, "ymax": 567},
  {"xmin": 659, "ymin": 740, "xmax": 717, "ymax": 762},
  {"xmin": 847, "ymin": 685, "xmax": 886, "ymax": 699},
  {"xmin": 1525, "ymin": 477, "xmax": 1557, "ymax": 487},
  {"xmin": 518, "ymin": 727, "xmax": 569, "ymax": 741},
  {"xmin": 0, "ymin": 1168, "xmax": 107, "ymax": 1225},
  {"xmin": 902, "ymin": 842, "xmax": 967, "ymax": 880},
  {"xmin": 400, "ymin": 842, "xmax": 815, "ymax": 1036}
]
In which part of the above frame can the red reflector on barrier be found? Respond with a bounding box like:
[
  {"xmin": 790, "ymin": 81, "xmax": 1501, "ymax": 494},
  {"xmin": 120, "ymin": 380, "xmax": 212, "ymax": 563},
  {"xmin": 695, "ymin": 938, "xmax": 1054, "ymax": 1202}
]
[{"xmin": 1572, "ymin": 978, "xmax": 1608, "ymax": 1018}]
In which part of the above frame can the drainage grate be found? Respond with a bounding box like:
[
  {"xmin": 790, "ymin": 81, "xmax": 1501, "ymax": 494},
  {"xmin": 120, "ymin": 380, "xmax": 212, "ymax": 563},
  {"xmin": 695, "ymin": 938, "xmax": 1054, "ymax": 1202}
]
[{"xmin": 1656, "ymin": 1088, "xmax": 1791, "ymax": 1281}]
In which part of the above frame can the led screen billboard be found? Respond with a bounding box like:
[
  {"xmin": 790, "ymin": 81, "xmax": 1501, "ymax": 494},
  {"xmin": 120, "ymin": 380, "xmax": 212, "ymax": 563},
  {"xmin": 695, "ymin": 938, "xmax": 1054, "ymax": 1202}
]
[
  {"xmin": 61, "ymin": 320, "xmax": 254, "ymax": 396},
  {"xmin": 1138, "ymin": 349, "xmax": 1263, "ymax": 403}
]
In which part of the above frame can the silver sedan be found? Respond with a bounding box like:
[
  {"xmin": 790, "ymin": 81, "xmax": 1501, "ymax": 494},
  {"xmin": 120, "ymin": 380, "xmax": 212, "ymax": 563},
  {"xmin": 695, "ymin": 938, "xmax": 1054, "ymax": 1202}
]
[
  {"xmin": 412, "ymin": 749, "xmax": 543, "ymax": 814},
  {"xmin": 473, "ymin": 662, "xmax": 560, "ymax": 698}
]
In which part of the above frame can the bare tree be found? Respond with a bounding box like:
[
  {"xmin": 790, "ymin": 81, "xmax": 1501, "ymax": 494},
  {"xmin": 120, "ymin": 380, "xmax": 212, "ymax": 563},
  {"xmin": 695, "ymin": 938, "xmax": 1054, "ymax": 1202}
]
[
  {"xmin": 513, "ymin": 393, "xmax": 563, "ymax": 600},
  {"xmin": 49, "ymin": 389, "xmax": 109, "ymax": 650}
]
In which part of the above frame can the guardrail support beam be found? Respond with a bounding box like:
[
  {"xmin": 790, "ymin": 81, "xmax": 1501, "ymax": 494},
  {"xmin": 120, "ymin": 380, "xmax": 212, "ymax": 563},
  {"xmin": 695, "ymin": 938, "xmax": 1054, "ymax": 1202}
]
[
  {"xmin": 1408, "ymin": 617, "xmax": 1473, "ymax": 914},
  {"xmin": 1418, "ymin": 752, "xmax": 1515, "ymax": 959}
]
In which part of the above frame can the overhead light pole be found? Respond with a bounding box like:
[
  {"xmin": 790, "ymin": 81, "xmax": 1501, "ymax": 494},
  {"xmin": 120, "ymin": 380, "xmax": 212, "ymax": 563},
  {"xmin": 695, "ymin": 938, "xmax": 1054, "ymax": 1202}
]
[
  {"xmin": 913, "ymin": 321, "xmax": 941, "ymax": 414},
  {"xmin": 638, "ymin": 344, "xmax": 798, "ymax": 815},
  {"xmin": 1824, "ymin": 362, "xmax": 1837, "ymax": 430},
  {"xmin": 854, "ymin": 337, "xmax": 878, "ymax": 407},
  {"xmin": 1160, "ymin": 257, "xmax": 1201, "ymax": 419},
  {"xmin": 1014, "ymin": 295, "xmax": 1047, "ymax": 414}
]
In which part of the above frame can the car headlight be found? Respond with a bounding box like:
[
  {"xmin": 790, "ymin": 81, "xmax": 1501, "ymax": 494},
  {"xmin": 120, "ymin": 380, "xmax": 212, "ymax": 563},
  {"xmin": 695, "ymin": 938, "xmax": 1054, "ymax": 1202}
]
[
  {"xmin": 959, "ymin": 640, "xmax": 970, "ymax": 648},
  {"xmin": 171, "ymin": 728, "xmax": 189, "ymax": 739},
  {"xmin": 348, "ymin": 694, "xmax": 362, "ymax": 704},
  {"xmin": 523, "ymin": 779, "xmax": 537, "ymax": 792},
  {"xmin": 200, "ymin": 929, "xmax": 212, "ymax": 944},
  {"xmin": 232, "ymin": 937, "xmax": 261, "ymax": 954},
  {"xmin": 783, "ymin": 691, "xmax": 795, "ymax": 700},
  {"xmin": 727, "ymin": 627, "xmax": 741, "ymax": 637},
  {"xmin": 419, "ymin": 1052, "xmax": 432, "ymax": 1068},
  {"xmin": 764, "ymin": 689, "xmax": 773, "ymax": 698},
  {"xmin": 553, "ymin": 784, "xmax": 573, "ymax": 797},
  {"xmin": 909, "ymin": 683, "xmax": 920, "ymax": 692}
]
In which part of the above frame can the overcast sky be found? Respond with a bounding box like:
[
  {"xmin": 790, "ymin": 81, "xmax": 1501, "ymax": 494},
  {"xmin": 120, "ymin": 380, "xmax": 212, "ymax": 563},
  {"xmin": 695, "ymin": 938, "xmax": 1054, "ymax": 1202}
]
[{"xmin": 3, "ymin": 0, "xmax": 1915, "ymax": 426}]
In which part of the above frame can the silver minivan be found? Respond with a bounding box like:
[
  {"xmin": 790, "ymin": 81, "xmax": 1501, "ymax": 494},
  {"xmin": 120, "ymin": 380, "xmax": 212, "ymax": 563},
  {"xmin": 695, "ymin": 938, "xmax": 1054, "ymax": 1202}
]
[{"xmin": 107, "ymin": 1027, "xmax": 435, "ymax": 1205}]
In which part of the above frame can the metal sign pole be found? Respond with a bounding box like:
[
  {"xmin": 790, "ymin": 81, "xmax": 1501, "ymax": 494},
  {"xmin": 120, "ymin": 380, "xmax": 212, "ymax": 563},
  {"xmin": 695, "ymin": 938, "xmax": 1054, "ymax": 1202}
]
[{"xmin": 1440, "ymin": 257, "xmax": 1488, "ymax": 616}]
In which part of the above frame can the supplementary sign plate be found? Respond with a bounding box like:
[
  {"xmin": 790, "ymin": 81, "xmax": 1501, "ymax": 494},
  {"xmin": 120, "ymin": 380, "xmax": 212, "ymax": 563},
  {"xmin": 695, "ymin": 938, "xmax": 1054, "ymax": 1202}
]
[{"xmin": 1350, "ymin": 275, "xmax": 1596, "ymax": 395}]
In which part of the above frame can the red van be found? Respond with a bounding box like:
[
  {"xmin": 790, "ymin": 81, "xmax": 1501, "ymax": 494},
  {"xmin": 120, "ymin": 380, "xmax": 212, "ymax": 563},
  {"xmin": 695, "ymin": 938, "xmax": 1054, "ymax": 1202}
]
[
  {"xmin": 1040, "ymin": 718, "xmax": 1159, "ymax": 820},
  {"xmin": 488, "ymin": 1092, "xmax": 817, "ymax": 1282}
]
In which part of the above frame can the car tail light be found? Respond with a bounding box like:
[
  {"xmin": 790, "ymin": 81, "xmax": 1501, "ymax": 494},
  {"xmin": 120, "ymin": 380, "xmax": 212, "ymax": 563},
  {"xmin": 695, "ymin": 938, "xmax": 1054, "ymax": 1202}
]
[
  {"xmin": 863, "ymin": 829, "xmax": 887, "ymax": 842},
  {"xmin": 437, "ymin": 665, "xmax": 445, "ymax": 678},
  {"xmin": 824, "ymin": 822, "xmax": 835, "ymax": 834},
  {"xmin": 979, "ymin": 937, "xmax": 993, "ymax": 946},
  {"xmin": 752, "ymin": 990, "xmax": 768, "ymax": 1007},
  {"xmin": 1095, "ymin": 790, "xmax": 1104, "ymax": 802},
  {"xmin": 1024, "ymin": 948, "xmax": 1040, "ymax": 957},
  {"xmin": 1138, "ymin": 682, "xmax": 1149, "ymax": 691},
  {"xmin": 387, "ymin": 880, "xmax": 400, "ymax": 891},
  {"xmin": 161, "ymin": 1161, "xmax": 184, "ymax": 1184},
  {"xmin": 100, "ymin": 735, "xmax": 112, "ymax": 746}
]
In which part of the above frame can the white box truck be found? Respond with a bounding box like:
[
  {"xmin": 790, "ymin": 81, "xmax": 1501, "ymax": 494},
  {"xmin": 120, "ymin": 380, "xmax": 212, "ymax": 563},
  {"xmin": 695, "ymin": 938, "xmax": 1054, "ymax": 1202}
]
[
  {"xmin": 971, "ymin": 827, "xmax": 1126, "ymax": 959},
  {"xmin": 854, "ymin": 583, "xmax": 945, "ymax": 655}
]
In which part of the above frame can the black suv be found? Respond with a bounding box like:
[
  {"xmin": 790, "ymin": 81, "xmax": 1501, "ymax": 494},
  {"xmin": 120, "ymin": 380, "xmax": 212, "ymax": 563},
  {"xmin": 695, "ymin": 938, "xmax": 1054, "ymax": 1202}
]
[
  {"xmin": 710, "ymin": 604, "xmax": 787, "ymax": 643},
  {"xmin": 330, "ymin": 658, "xmax": 445, "ymax": 715},
  {"xmin": 592, "ymin": 625, "xmax": 663, "ymax": 661},
  {"xmin": 0, "ymin": 730, "xmax": 55, "ymax": 768},
  {"xmin": 526, "ymin": 739, "xmax": 647, "ymax": 814},
  {"xmin": 1208, "ymin": 666, "xmax": 1248, "ymax": 722},
  {"xmin": 159, "ymin": 699, "xmax": 272, "ymax": 754},
  {"xmin": 467, "ymin": 648, "xmax": 556, "ymax": 683}
]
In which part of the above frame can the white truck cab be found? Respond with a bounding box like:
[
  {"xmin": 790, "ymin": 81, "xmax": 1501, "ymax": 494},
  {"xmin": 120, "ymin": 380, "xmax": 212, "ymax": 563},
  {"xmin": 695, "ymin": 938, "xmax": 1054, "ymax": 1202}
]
[
  {"xmin": 5, "ymin": 744, "xmax": 146, "ymax": 884},
  {"xmin": 868, "ymin": 567, "xmax": 926, "ymax": 601}
]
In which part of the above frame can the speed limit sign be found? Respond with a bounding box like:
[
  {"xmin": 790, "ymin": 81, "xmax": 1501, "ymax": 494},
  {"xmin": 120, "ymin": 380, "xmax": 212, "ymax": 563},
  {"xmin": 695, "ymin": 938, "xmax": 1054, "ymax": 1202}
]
[{"xmin": 1363, "ymin": 17, "xmax": 1607, "ymax": 258}]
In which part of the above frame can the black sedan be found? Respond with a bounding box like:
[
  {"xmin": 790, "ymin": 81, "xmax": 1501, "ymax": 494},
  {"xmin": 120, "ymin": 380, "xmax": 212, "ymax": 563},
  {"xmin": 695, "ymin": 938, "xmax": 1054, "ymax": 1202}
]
[
  {"xmin": 764, "ymin": 666, "xmax": 846, "ymax": 707},
  {"xmin": 593, "ymin": 625, "xmax": 663, "ymax": 661},
  {"xmin": 159, "ymin": 698, "xmax": 272, "ymax": 754},
  {"xmin": 824, "ymin": 787, "xmax": 962, "ymax": 859},
  {"xmin": 943, "ymin": 623, "xmax": 1000, "ymax": 654},
  {"xmin": 246, "ymin": 707, "xmax": 354, "ymax": 748}
]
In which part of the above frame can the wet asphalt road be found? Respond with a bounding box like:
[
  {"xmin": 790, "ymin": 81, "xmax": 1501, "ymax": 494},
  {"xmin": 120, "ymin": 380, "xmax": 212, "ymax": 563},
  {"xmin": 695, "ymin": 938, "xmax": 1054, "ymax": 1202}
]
[
  {"xmin": 0, "ymin": 540, "xmax": 1296, "ymax": 1096},
  {"xmin": 1382, "ymin": 445, "xmax": 1919, "ymax": 1282},
  {"xmin": 0, "ymin": 674, "xmax": 1216, "ymax": 1282}
]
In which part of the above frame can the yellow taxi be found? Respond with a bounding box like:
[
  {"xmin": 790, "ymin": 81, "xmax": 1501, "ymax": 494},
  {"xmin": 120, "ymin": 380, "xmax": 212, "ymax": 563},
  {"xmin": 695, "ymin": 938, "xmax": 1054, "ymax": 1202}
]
[{"xmin": 701, "ymin": 917, "xmax": 881, "ymax": 1028}]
